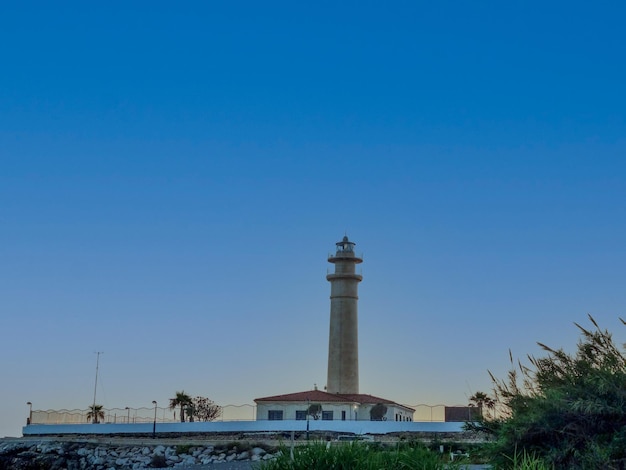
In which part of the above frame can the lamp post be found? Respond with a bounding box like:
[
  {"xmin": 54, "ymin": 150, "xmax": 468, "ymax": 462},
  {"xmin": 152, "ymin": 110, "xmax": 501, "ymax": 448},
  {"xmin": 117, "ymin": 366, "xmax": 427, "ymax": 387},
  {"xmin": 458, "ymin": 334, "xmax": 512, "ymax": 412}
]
[
  {"xmin": 152, "ymin": 401, "xmax": 157, "ymax": 438},
  {"xmin": 26, "ymin": 402, "xmax": 32, "ymax": 425},
  {"xmin": 306, "ymin": 399, "xmax": 310, "ymax": 441},
  {"xmin": 353, "ymin": 404, "xmax": 358, "ymax": 421},
  {"xmin": 125, "ymin": 407, "xmax": 130, "ymax": 424}
]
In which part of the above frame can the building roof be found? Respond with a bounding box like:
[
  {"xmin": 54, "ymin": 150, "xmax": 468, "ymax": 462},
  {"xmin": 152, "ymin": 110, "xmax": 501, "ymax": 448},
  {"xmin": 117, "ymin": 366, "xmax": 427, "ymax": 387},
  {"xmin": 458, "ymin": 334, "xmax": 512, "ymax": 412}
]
[{"xmin": 254, "ymin": 390, "xmax": 414, "ymax": 412}]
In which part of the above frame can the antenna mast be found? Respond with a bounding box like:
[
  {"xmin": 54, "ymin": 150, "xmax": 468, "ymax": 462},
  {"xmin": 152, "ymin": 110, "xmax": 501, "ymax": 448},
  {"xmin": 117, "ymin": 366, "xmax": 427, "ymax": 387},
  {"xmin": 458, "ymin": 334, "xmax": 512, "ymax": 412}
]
[{"xmin": 92, "ymin": 352, "xmax": 103, "ymax": 412}]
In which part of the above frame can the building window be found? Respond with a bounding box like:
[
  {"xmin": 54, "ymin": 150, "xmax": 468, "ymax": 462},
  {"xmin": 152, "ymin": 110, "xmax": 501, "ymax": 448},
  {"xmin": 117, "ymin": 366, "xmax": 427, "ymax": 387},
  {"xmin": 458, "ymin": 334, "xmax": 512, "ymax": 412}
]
[
  {"xmin": 341, "ymin": 410, "xmax": 346, "ymax": 421},
  {"xmin": 322, "ymin": 411, "xmax": 334, "ymax": 420},
  {"xmin": 268, "ymin": 410, "xmax": 283, "ymax": 421},
  {"xmin": 295, "ymin": 410, "xmax": 307, "ymax": 420}
]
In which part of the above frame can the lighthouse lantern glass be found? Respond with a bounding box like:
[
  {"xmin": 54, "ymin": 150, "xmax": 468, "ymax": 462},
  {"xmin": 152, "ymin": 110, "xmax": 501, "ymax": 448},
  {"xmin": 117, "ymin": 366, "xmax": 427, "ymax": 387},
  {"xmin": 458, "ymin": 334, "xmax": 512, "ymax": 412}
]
[{"xmin": 337, "ymin": 237, "xmax": 354, "ymax": 253}]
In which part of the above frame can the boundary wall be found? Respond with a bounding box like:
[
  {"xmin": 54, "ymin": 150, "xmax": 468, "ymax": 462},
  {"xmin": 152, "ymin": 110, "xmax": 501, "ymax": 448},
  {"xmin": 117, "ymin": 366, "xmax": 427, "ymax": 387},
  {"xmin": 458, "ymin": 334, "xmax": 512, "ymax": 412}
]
[{"xmin": 23, "ymin": 420, "xmax": 464, "ymax": 436}]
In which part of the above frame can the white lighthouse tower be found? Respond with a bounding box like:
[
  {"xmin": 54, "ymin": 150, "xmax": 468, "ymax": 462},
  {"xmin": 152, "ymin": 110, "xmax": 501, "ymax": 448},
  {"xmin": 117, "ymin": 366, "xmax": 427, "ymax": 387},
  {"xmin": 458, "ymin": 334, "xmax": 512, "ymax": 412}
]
[{"xmin": 326, "ymin": 235, "xmax": 363, "ymax": 395}]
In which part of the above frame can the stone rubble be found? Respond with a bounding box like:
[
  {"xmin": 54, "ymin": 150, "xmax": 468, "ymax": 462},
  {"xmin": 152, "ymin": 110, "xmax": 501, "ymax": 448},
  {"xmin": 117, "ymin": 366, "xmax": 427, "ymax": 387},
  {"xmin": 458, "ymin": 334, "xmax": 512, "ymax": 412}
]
[{"xmin": 0, "ymin": 440, "xmax": 275, "ymax": 469}]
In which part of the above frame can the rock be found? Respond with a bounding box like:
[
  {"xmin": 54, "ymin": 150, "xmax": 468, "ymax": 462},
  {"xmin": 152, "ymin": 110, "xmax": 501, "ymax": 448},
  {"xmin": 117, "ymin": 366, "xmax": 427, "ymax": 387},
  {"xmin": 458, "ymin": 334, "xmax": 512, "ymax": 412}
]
[
  {"xmin": 252, "ymin": 446, "xmax": 266, "ymax": 456},
  {"xmin": 89, "ymin": 455, "xmax": 105, "ymax": 465},
  {"xmin": 133, "ymin": 455, "xmax": 151, "ymax": 464},
  {"xmin": 226, "ymin": 453, "xmax": 236, "ymax": 462},
  {"xmin": 236, "ymin": 451, "xmax": 250, "ymax": 460},
  {"xmin": 182, "ymin": 455, "xmax": 197, "ymax": 465}
]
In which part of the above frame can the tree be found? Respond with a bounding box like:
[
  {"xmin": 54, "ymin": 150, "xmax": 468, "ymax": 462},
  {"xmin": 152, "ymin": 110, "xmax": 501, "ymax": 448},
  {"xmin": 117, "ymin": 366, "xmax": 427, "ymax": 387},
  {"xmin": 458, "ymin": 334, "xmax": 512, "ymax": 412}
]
[
  {"xmin": 468, "ymin": 391, "xmax": 495, "ymax": 419},
  {"xmin": 169, "ymin": 391, "xmax": 192, "ymax": 423},
  {"xmin": 307, "ymin": 403, "xmax": 322, "ymax": 420},
  {"xmin": 369, "ymin": 403, "xmax": 388, "ymax": 421},
  {"xmin": 476, "ymin": 315, "xmax": 626, "ymax": 469},
  {"xmin": 86, "ymin": 404, "xmax": 105, "ymax": 424},
  {"xmin": 191, "ymin": 396, "xmax": 222, "ymax": 422},
  {"xmin": 185, "ymin": 403, "xmax": 196, "ymax": 422}
]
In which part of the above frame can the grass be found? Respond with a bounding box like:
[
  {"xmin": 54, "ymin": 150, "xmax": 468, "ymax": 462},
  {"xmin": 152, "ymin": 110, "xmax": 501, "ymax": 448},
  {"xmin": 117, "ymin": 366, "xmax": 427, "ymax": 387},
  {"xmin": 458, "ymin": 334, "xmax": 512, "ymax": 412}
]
[
  {"xmin": 259, "ymin": 441, "xmax": 450, "ymax": 470},
  {"xmin": 259, "ymin": 441, "xmax": 554, "ymax": 470},
  {"xmin": 501, "ymin": 450, "xmax": 554, "ymax": 470}
]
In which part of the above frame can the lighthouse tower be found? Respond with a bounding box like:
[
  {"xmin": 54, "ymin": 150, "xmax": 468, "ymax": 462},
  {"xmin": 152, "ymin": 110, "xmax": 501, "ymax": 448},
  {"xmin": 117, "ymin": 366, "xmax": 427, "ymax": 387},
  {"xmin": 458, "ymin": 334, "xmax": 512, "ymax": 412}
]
[{"xmin": 326, "ymin": 236, "xmax": 363, "ymax": 395}]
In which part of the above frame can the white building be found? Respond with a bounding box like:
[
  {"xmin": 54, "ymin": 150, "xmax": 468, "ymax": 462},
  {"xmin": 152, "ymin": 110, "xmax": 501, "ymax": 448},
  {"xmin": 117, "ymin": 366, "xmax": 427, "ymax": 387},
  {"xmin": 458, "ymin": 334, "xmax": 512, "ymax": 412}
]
[{"xmin": 255, "ymin": 389, "xmax": 414, "ymax": 422}]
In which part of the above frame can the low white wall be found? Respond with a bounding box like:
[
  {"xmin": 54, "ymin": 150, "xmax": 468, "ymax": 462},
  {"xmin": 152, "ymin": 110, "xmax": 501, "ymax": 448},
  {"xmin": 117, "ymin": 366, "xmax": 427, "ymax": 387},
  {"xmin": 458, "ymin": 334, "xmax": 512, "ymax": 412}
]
[{"xmin": 23, "ymin": 420, "xmax": 464, "ymax": 436}]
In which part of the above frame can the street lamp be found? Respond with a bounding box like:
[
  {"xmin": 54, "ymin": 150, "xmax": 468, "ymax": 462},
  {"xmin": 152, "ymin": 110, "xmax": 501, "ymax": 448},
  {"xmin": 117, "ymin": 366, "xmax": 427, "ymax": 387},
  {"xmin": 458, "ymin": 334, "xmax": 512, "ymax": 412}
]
[
  {"xmin": 353, "ymin": 404, "xmax": 358, "ymax": 421},
  {"xmin": 306, "ymin": 399, "xmax": 310, "ymax": 441},
  {"xmin": 125, "ymin": 407, "xmax": 130, "ymax": 424},
  {"xmin": 26, "ymin": 402, "xmax": 32, "ymax": 425},
  {"xmin": 152, "ymin": 401, "xmax": 157, "ymax": 438}
]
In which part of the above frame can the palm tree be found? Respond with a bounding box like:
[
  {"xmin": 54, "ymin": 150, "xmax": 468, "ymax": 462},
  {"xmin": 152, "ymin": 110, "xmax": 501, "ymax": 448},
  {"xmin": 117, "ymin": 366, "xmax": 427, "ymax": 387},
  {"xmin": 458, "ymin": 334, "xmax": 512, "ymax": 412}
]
[
  {"xmin": 169, "ymin": 391, "xmax": 192, "ymax": 422},
  {"xmin": 469, "ymin": 391, "xmax": 496, "ymax": 419},
  {"xmin": 86, "ymin": 404, "xmax": 105, "ymax": 424}
]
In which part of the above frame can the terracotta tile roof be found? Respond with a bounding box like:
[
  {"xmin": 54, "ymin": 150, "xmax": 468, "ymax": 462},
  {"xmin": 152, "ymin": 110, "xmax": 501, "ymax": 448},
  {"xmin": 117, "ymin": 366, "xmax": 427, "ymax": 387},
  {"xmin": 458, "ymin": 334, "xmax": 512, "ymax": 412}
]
[
  {"xmin": 340, "ymin": 394, "xmax": 397, "ymax": 405},
  {"xmin": 254, "ymin": 390, "xmax": 348, "ymax": 403},
  {"xmin": 254, "ymin": 390, "xmax": 414, "ymax": 412}
]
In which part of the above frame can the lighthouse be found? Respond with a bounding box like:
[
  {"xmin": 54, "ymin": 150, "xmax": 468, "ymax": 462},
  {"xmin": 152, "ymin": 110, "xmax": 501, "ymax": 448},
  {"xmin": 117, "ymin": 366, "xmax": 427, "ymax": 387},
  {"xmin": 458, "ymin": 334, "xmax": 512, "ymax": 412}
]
[
  {"xmin": 255, "ymin": 236, "xmax": 415, "ymax": 422},
  {"xmin": 326, "ymin": 236, "xmax": 363, "ymax": 395}
]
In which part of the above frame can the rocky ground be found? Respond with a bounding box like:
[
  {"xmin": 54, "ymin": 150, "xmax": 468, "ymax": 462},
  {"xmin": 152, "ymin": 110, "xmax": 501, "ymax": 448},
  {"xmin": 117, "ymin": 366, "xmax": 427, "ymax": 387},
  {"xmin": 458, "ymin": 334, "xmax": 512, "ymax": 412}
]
[
  {"xmin": 0, "ymin": 439, "xmax": 273, "ymax": 469},
  {"xmin": 0, "ymin": 431, "xmax": 489, "ymax": 469}
]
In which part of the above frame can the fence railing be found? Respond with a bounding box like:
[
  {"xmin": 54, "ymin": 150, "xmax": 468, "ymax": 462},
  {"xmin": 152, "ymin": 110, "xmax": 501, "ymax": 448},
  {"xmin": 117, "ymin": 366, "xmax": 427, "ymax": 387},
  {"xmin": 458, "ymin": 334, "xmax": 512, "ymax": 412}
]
[
  {"xmin": 27, "ymin": 403, "xmax": 484, "ymax": 426},
  {"xmin": 29, "ymin": 404, "xmax": 257, "ymax": 425}
]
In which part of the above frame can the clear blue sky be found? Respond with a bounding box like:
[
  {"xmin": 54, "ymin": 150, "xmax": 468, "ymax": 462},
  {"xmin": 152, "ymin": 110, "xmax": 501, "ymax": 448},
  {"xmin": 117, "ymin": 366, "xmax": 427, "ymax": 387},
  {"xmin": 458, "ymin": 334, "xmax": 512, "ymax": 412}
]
[{"xmin": 1, "ymin": 1, "xmax": 625, "ymax": 437}]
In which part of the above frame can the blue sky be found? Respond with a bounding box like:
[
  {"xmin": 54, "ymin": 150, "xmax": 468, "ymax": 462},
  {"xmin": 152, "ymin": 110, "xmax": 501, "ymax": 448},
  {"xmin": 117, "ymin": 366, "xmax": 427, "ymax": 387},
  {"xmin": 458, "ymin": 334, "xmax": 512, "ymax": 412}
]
[{"xmin": 1, "ymin": 1, "xmax": 625, "ymax": 436}]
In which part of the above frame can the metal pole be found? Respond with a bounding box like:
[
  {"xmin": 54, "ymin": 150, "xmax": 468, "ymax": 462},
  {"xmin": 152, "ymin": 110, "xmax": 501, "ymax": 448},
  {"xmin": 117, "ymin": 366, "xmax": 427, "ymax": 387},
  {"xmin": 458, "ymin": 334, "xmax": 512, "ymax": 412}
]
[
  {"xmin": 26, "ymin": 402, "xmax": 32, "ymax": 425},
  {"xmin": 152, "ymin": 401, "xmax": 157, "ymax": 438},
  {"xmin": 92, "ymin": 352, "xmax": 103, "ymax": 423}
]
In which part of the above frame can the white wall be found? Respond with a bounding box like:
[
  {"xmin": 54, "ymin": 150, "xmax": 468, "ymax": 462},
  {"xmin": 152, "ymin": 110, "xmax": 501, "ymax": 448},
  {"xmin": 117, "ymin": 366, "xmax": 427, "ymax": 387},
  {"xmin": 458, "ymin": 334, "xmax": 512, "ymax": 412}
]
[
  {"xmin": 257, "ymin": 402, "xmax": 359, "ymax": 421},
  {"xmin": 23, "ymin": 420, "xmax": 465, "ymax": 436},
  {"xmin": 257, "ymin": 402, "xmax": 414, "ymax": 422}
]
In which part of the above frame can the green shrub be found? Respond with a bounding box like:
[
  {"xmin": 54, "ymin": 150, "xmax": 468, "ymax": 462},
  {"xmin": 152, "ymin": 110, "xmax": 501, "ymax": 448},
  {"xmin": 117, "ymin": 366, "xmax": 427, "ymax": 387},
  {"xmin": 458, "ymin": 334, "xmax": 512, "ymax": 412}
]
[
  {"xmin": 150, "ymin": 454, "xmax": 167, "ymax": 467},
  {"xmin": 477, "ymin": 316, "xmax": 626, "ymax": 469},
  {"xmin": 175, "ymin": 444, "xmax": 192, "ymax": 455}
]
